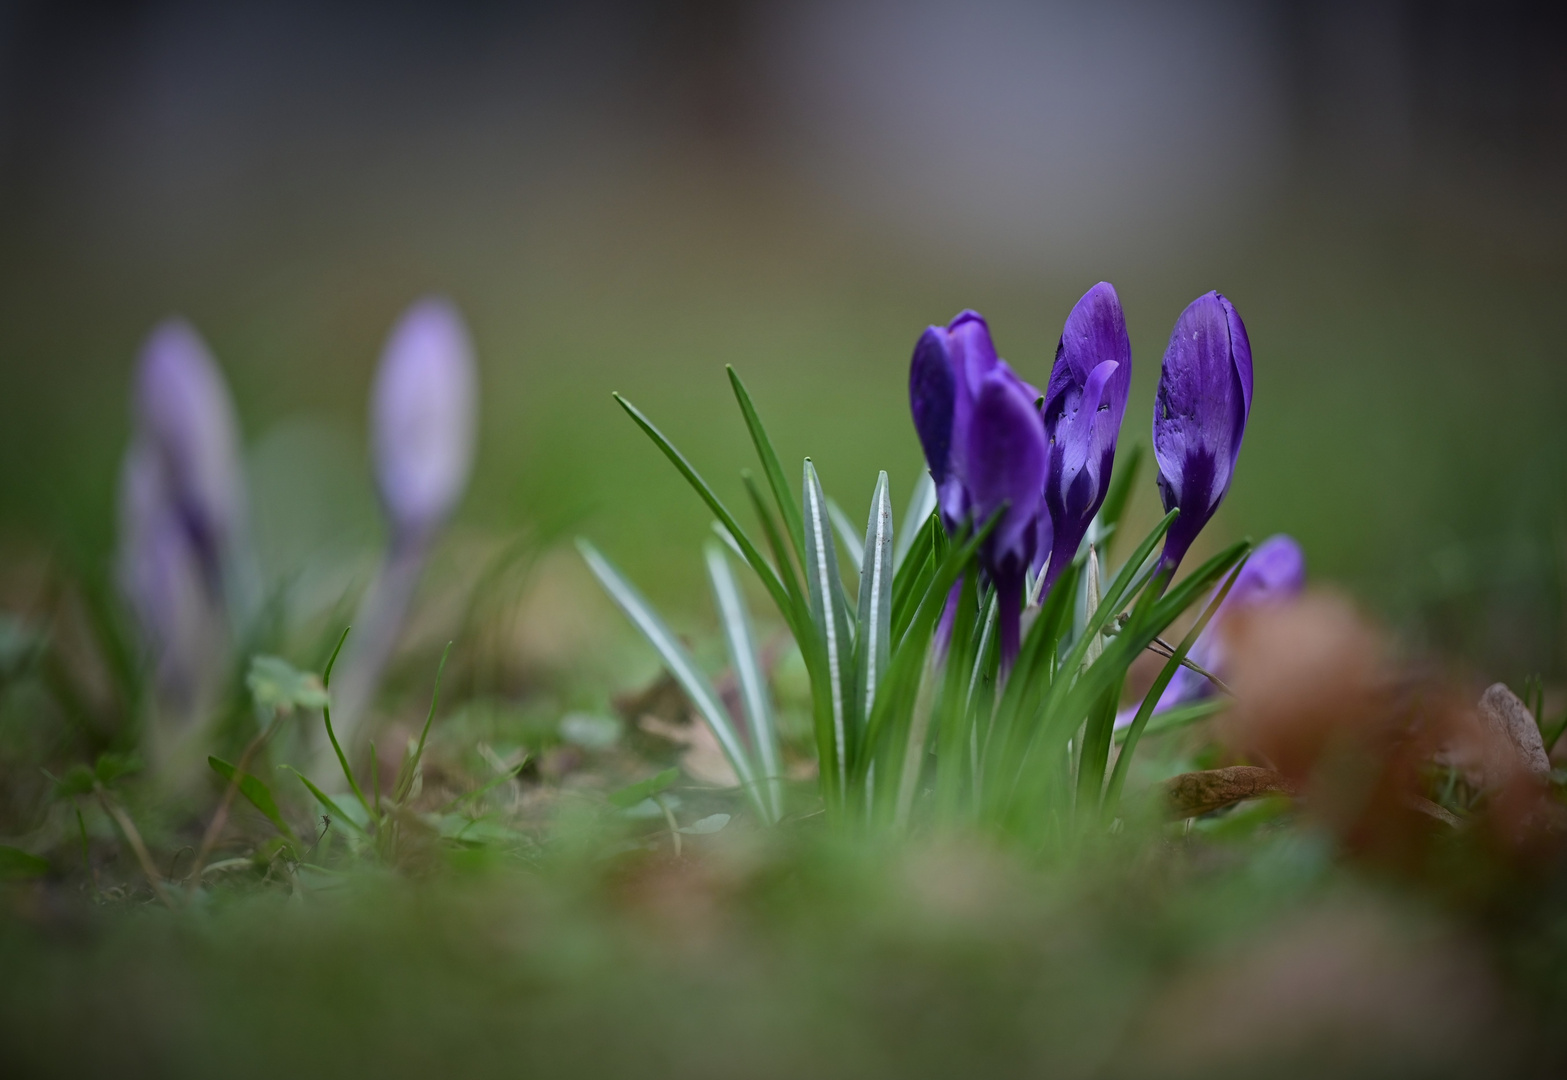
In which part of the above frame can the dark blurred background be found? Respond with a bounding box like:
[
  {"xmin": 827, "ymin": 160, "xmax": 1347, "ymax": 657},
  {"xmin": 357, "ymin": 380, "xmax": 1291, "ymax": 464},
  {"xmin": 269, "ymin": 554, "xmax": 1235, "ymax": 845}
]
[{"xmin": 0, "ymin": 0, "xmax": 1564, "ymax": 680}]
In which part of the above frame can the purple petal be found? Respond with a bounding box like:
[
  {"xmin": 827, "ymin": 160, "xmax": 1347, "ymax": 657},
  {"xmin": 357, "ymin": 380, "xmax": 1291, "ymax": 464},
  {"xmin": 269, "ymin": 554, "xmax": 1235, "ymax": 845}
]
[
  {"xmin": 965, "ymin": 369, "xmax": 1046, "ymax": 576},
  {"xmin": 909, "ymin": 326, "xmax": 956, "ymax": 486},
  {"xmin": 1153, "ymin": 291, "xmax": 1252, "ymax": 573},
  {"xmin": 371, "ymin": 298, "xmax": 478, "ymax": 544},
  {"xmin": 1040, "ymin": 282, "xmax": 1132, "ymax": 590},
  {"xmin": 134, "ymin": 319, "xmax": 246, "ymax": 570},
  {"xmin": 1044, "ymin": 282, "xmax": 1132, "ymax": 427},
  {"xmin": 946, "ymin": 310, "xmax": 999, "ymax": 399}
]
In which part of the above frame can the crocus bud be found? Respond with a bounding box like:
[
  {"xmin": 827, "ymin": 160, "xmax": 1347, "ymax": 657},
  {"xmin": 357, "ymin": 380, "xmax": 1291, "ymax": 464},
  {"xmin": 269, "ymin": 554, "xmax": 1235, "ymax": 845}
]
[
  {"xmin": 117, "ymin": 438, "xmax": 220, "ymax": 708},
  {"xmin": 1152, "ymin": 291, "xmax": 1253, "ymax": 576},
  {"xmin": 909, "ymin": 310, "xmax": 1049, "ymax": 667},
  {"xmin": 1040, "ymin": 282, "xmax": 1132, "ymax": 591},
  {"xmin": 370, "ymin": 298, "xmax": 477, "ymax": 547},
  {"xmin": 133, "ymin": 319, "xmax": 248, "ymax": 593},
  {"xmin": 1117, "ymin": 533, "xmax": 1304, "ymax": 728}
]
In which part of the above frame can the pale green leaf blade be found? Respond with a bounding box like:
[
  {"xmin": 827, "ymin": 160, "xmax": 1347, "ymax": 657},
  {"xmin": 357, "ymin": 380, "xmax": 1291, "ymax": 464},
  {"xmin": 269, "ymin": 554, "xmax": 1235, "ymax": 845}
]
[
  {"xmin": 577, "ymin": 539, "xmax": 767, "ymax": 819},
  {"xmin": 802, "ymin": 459, "xmax": 853, "ymax": 795},
  {"xmin": 855, "ymin": 471, "xmax": 894, "ymax": 727},
  {"xmin": 706, "ymin": 542, "xmax": 783, "ymax": 822}
]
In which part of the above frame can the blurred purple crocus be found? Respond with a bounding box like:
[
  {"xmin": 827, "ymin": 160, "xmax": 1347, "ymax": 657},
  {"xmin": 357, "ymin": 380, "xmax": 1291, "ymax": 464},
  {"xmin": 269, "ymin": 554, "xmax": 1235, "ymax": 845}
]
[
  {"xmin": 1116, "ymin": 533, "xmax": 1304, "ymax": 728},
  {"xmin": 328, "ymin": 298, "xmax": 478, "ymax": 748},
  {"xmin": 370, "ymin": 299, "xmax": 479, "ymax": 550},
  {"xmin": 909, "ymin": 310, "xmax": 1048, "ymax": 668},
  {"xmin": 1152, "ymin": 291, "xmax": 1253, "ymax": 577},
  {"xmin": 1039, "ymin": 282, "xmax": 1131, "ymax": 592},
  {"xmin": 127, "ymin": 319, "xmax": 251, "ymax": 601},
  {"xmin": 117, "ymin": 318, "xmax": 254, "ymax": 765}
]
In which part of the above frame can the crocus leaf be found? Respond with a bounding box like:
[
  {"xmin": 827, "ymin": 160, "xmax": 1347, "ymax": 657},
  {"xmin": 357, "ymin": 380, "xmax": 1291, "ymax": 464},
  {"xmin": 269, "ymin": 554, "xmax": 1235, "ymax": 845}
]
[
  {"xmin": 803, "ymin": 459, "xmax": 856, "ymax": 796},
  {"xmin": 578, "ymin": 539, "xmax": 767, "ymax": 819},
  {"xmin": 1104, "ymin": 554, "xmax": 1249, "ymax": 814},
  {"xmin": 208, "ymin": 756, "xmax": 299, "ymax": 844},
  {"xmin": 615, "ymin": 392, "xmax": 799, "ymax": 638},
  {"xmin": 854, "ymin": 472, "xmax": 894, "ymax": 738},
  {"xmin": 609, "ymin": 767, "xmax": 681, "ymax": 809},
  {"xmin": 706, "ymin": 541, "xmax": 783, "ymax": 822},
  {"xmin": 727, "ymin": 367, "xmax": 806, "ymax": 567},
  {"xmin": 1111, "ymin": 697, "xmax": 1227, "ymax": 745}
]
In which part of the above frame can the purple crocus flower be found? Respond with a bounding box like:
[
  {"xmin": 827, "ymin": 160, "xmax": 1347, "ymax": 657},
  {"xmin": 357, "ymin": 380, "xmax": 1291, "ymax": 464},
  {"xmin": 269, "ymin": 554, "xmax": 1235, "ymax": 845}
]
[
  {"xmin": 1152, "ymin": 291, "xmax": 1253, "ymax": 576},
  {"xmin": 327, "ymin": 298, "xmax": 478, "ymax": 751},
  {"xmin": 1116, "ymin": 533, "xmax": 1304, "ymax": 728},
  {"xmin": 1039, "ymin": 282, "xmax": 1132, "ymax": 591},
  {"xmin": 370, "ymin": 298, "xmax": 478, "ymax": 549},
  {"xmin": 909, "ymin": 310, "xmax": 1048, "ymax": 668},
  {"xmin": 117, "ymin": 318, "xmax": 253, "ymax": 767},
  {"xmin": 130, "ymin": 319, "xmax": 250, "ymax": 598}
]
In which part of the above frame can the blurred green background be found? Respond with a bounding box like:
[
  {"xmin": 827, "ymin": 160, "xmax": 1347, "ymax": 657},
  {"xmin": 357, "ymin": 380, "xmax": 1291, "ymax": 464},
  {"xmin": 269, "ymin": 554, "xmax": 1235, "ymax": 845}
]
[{"xmin": 0, "ymin": 0, "xmax": 1563, "ymax": 681}]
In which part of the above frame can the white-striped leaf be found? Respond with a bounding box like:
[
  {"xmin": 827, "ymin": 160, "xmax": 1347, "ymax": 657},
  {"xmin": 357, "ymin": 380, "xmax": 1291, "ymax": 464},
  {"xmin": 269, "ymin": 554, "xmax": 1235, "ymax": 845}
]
[
  {"xmin": 576, "ymin": 539, "xmax": 768, "ymax": 820},
  {"xmin": 802, "ymin": 459, "xmax": 854, "ymax": 795},
  {"xmin": 705, "ymin": 541, "xmax": 783, "ymax": 822},
  {"xmin": 854, "ymin": 471, "xmax": 894, "ymax": 735}
]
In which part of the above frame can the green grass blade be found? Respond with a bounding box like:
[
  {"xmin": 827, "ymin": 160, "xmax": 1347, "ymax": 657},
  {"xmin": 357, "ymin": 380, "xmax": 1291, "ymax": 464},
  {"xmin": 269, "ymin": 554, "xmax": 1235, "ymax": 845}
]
[
  {"xmin": 1103, "ymin": 556, "xmax": 1248, "ymax": 814},
  {"xmin": 727, "ymin": 367, "xmax": 806, "ymax": 565},
  {"xmin": 742, "ymin": 471, "xmax": 812, "ymax": 631},
  {"xmin": 578, "ymin": 539, "xmax": 767, "ymax": 819},
  {"xmin": 614, "ymin": 392, "xmax": 796, "ymax": 629},
  {"xmin": 803, "ymin": 459, "xmax": 854, "ymax": 796},
  {"xmin": 317, "ymin": 626, "xmax": 371, "ymax": 818},
  {"xmin": 283, "ymin": 765, "xmax": 368, "ymax": 835},
  {"xmin": 394, "ymin": 642, "xmax": 452, "ymax": 805},
  {"xmin": 208, "ymin": 756, "xmax": 299, "ymax": 845},
  {"xmin": 891, "ymin": 513, "xmax": 939, "ymax": 641},
  {"xmin": 706, "ymin": 542, "xmax": 783, "ymax": 822},
  {"xmin": 1111, "ymin": 697, "xmax": 1228, "ymax": 745},
  {"xmin": 894, "ymin": 470, "xmax": 937, "ymax": 571}
]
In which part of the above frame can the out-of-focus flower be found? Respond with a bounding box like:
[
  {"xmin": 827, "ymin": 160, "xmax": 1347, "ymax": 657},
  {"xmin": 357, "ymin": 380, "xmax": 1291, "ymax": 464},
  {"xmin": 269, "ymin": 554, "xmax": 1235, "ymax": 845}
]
[
  {"xmin": 1117, "ymin": 533, "xmax": 1304, "ymax": 728},
  {"xmin": 1152, "ymin": 291, "xmax": 1253, "ymax": 576},
  {"xmin": 117, "ymin": 318, "xmax": 252, "ymax": 771},
  {"xmin": 117, "ymin": 439, "xmax": 219, "ymax": 708},
  {"xmin": 1040, "ymin": 282, "xmax": 1131, "ymax": 591},
  {"xmin": 370, "ymin": 298, "xmax": 477, "ymax": 548},
  {"xmin": 326, "ymin": 298, "xmax": 479, "ymax": 755},
  {"xmin": 909, "ymin": 310, "xmax": 1048, "ymax": 667},
  {"xmin": 130, "ymin": 319, "xmax": 250, "ymax": 597}
]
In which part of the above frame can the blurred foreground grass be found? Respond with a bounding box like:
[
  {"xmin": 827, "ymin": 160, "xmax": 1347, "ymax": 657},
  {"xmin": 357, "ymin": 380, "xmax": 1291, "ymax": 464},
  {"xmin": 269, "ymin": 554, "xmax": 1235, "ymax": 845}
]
[{"xmin": 5, "ymin": 817, "xmax": 1566, "ymax": 1078}]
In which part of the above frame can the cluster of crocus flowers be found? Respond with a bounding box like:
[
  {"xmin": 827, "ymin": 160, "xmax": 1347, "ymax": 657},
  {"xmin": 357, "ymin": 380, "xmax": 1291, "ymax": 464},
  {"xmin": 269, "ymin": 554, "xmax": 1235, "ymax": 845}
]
[
  {"xmin": 908, "ymin": 283, "xmax": 1253, "ymax": 669},
  {"xmin": 116, "ymin": 299, "xmax": 478, "ymax": 776},
  {"xmin": 118, "ymin": 319, "xmax": 256, "ymax": 764}
]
